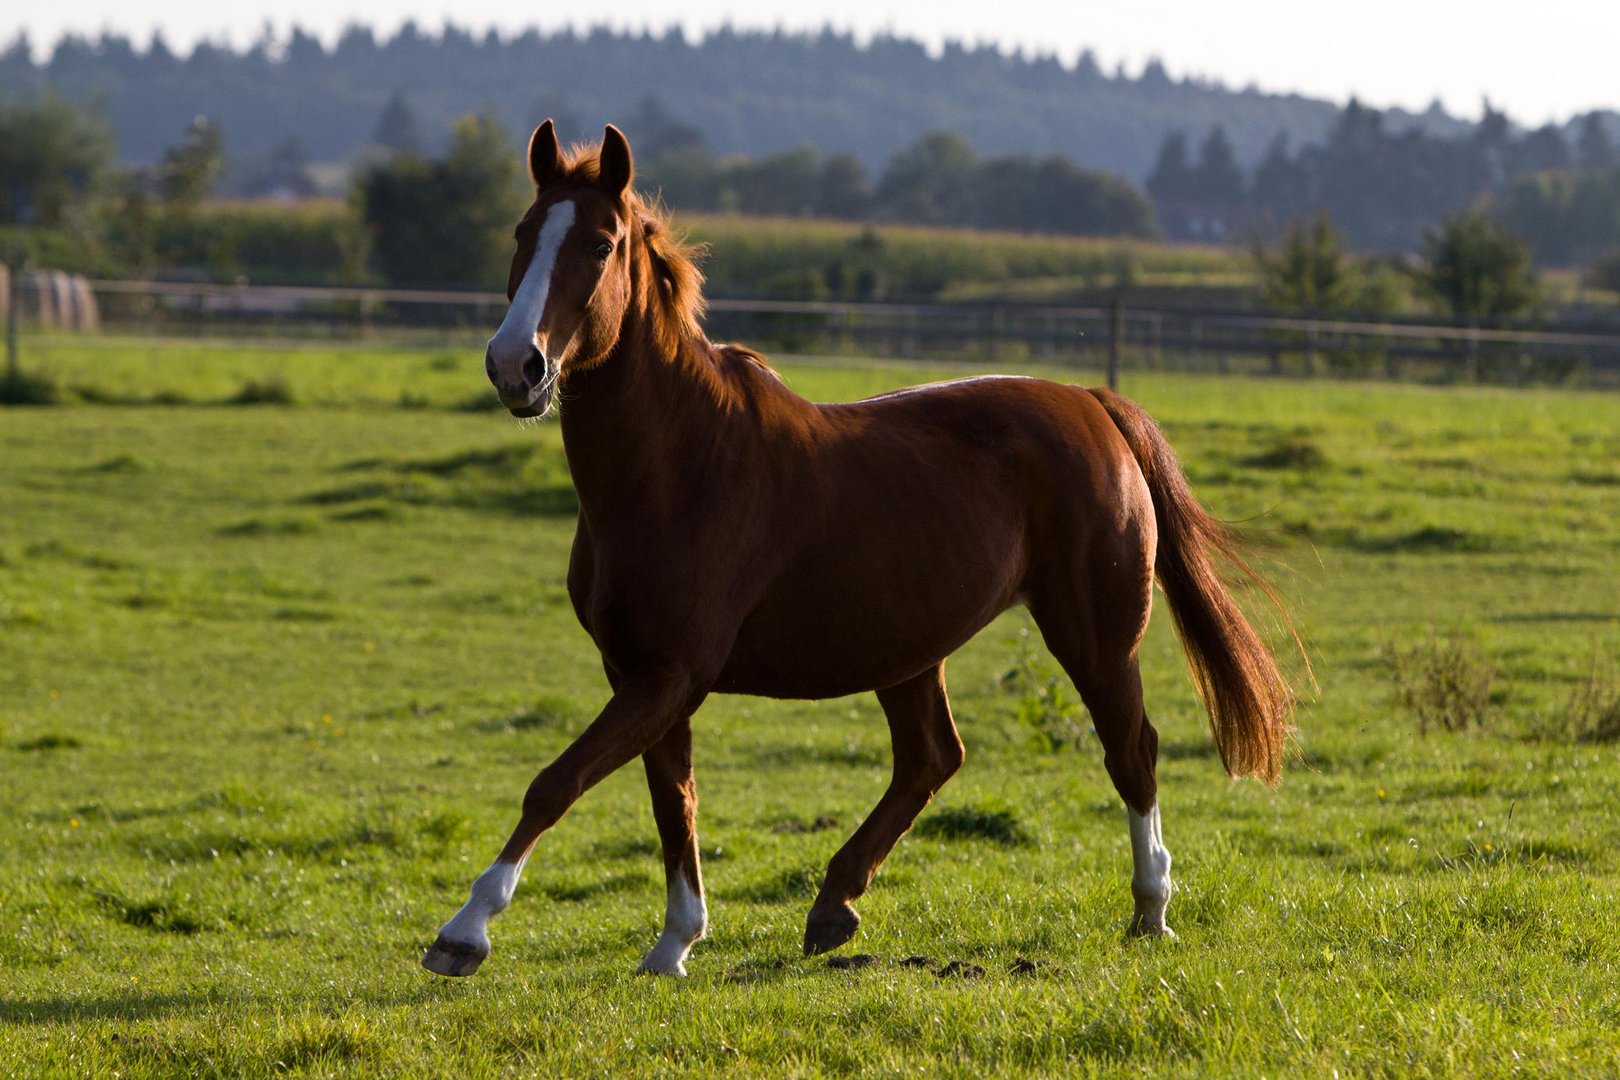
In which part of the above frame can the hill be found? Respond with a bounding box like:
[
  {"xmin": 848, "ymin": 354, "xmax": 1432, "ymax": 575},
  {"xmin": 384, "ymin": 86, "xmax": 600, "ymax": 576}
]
[{"xmin": 1, "ymin": 24, "xmax": 1467, "ymax": 182}]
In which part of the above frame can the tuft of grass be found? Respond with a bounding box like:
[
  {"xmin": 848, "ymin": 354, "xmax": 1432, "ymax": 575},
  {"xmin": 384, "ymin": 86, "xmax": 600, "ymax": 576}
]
[
  {"xmin": 915, "ymin": 800, "xmax": 1031, "ymax": 846},
  {"xmin": 218, "ymin": 513, "xmax": 321, "ymax": 537},
  {"xmin": 1541, "ymin": 647, "xmax": 1620, "ymax": 744},
  {"xmin": 1383, "ymin": 628, "xmax": 1499, "ymax": 734},
  {"xmin": 80, "ymin": 453, "xmax": 145, "ymax": 474},
  {"xmin": 16, "ymin": 733, "xmax": 82, "ymax": 751},
  {"xmin": 228, "ymin": 376, "xmax": 297, "ymax": 406},
  {"xmin": 1241, "ymin": 433, "xmax": 1329, "ymax": 471},
  {"xmin": 481, "ymin": 695, "xmax": 582, "ymax": 733},
  {"xmin": 0, "ymin": 367, "xmax": 63, "ymax": 405},
  {"xmin": 87, "ymin": 884, "xmax": 214, "ymax": 934}
]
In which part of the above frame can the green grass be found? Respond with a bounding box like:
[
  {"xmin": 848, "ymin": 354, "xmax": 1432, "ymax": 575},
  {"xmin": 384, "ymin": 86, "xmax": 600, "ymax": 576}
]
[{"xmin": 3, "ymin": 339, "xmax": 1619, "ymax": 1075}]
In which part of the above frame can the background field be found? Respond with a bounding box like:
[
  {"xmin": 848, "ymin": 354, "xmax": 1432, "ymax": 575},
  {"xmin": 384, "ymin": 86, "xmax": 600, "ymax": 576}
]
[{"xmin": 2, "ymin": 342, "xmax": 1618, "ymax": 1076}]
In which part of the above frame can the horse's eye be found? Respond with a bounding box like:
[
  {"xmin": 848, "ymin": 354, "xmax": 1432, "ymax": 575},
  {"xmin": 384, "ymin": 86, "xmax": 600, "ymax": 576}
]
[{"xmin": 593, "ymin": 241, "xmax": 613, "ymax": 260}]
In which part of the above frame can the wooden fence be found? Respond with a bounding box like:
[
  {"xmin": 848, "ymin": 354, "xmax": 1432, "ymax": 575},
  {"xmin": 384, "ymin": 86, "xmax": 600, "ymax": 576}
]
[{"xmin": 69, "ymin": 278, "xmax": 1620, "ymax": 386}]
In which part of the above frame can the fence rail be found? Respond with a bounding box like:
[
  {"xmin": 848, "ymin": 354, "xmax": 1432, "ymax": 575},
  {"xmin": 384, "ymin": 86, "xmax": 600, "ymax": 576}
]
[{"xmin": 52, "ymin": 278, "xmax": 1620, "ymax": 386}]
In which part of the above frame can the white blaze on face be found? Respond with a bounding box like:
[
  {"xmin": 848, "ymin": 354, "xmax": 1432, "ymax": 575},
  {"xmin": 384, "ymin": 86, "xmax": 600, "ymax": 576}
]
[
  {"xmin": 486, "ymin": 200, "xmax": 577, "ymax": 381},
  {"xmin": 1128, "ymin": 803, "xmax": 1175, "ymax": 937}
]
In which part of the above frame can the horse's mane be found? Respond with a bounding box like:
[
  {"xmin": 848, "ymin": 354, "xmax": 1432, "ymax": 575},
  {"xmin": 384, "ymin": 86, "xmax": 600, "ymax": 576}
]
[{"xmin": 557, "ymin": 142, "xmax": 709, "ymax": 356}]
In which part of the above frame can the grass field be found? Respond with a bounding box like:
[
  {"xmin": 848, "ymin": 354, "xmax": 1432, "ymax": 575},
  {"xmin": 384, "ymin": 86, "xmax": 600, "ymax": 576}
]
[{"xmin": 2, "ymin": 338, "xmax": 1619, "ymax": 1076}]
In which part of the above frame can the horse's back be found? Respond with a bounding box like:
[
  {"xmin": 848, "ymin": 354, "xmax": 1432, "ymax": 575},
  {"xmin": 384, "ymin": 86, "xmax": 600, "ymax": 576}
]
[{"xmin": 711, "ymin": 374, "xmax": 1151, "ymax": 698}]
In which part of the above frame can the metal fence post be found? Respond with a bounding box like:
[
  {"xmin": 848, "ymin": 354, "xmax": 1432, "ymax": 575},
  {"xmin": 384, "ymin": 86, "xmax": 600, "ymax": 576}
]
[{"xmin": 1108, "ymin": 295, "xmax": 1122, "ymax": 390}]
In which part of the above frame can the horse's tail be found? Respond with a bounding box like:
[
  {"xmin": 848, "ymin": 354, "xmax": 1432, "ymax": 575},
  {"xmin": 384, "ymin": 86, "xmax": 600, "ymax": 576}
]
[{"xmin": 1086, "ymin": 386, "xmax": 1297, "ymax": 785}]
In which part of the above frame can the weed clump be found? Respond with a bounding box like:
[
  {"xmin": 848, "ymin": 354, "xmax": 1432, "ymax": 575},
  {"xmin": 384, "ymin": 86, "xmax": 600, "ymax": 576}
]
[
  {"xmin": 1539, "ymin": 647, "xmax": 1620, "ymax": 744},
  {"xmin": 1383, "ymin": 628, "xmax": 1498, "ymax": 734},
  {"xmin": 1000, "ymin": 627, "xmax": 1090, "ymax": 751}
]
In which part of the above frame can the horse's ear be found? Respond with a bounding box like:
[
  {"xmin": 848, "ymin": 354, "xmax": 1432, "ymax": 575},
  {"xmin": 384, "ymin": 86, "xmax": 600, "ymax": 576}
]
[
  {"xmin": 599, "ymin": 124, "xmax": 633, "ymax": 198},
  {"xmin": 528, "ymin": 119, "xmax": 561, "ymax": 189}
]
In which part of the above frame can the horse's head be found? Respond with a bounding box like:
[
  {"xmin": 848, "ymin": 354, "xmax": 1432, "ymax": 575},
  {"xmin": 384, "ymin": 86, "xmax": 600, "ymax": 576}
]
[{"xmin": 485, "ymin": 120, "xmax": 635, "ymax": 418}]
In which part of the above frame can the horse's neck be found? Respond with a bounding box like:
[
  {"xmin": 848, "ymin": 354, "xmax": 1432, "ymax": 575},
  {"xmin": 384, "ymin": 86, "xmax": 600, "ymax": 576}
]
[{"xmin": 558, "ymin": 323, "xmax": 739, "ymax": 516}]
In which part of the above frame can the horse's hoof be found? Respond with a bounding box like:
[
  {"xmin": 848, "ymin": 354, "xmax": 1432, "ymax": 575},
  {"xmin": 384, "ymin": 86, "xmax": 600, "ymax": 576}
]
[
  {"xmin": 636, "ymin": 956, "xmax": 688, "ymax": 977},
  {"xmin": 422, "ymin": 934, "xmax": 489, "ymax": 977},
  {"xmin": 1126, "ymin": 915, "xmax": 1177, "ymax": 940},
  {"xmin": 803, "ymin": 903, "xmax": 861, "ymax": 955}
]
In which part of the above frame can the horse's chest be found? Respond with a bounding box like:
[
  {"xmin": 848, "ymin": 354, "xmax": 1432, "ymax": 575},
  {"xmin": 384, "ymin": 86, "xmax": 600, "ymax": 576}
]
[{"xmin": 567, "ymin": 542, "xmax": 722, "ymax": 663}]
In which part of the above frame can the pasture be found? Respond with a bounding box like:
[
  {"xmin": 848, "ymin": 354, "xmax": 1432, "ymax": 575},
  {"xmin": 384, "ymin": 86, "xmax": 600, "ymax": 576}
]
[{"xmin": 2, "ymin": 338, "xmax": 1618, "ymax": 1075}]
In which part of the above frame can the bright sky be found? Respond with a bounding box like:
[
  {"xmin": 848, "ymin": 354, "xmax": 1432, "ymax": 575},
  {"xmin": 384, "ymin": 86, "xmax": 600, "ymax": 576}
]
[{"xmin": 11, "ymin": 0, "xmax": 1618, "ymax": 125}]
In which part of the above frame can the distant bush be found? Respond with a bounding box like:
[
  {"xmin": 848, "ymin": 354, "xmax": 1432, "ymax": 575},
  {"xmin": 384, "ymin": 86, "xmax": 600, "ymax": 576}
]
[{"xmin": 154, "ymin": 200, "xmax": 370, "ymax": 284}]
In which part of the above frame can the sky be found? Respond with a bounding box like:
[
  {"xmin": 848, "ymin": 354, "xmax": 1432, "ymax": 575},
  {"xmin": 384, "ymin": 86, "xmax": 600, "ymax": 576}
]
[{"xmin": 9, "ymin": 0, "xmax": 1619, "ymax": 126}]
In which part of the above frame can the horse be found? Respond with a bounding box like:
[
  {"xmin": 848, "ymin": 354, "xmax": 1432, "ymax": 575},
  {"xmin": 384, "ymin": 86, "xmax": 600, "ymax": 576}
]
[{"xmin": 421, "ymin": 120, "xmax": 1296, "ymax": 978}]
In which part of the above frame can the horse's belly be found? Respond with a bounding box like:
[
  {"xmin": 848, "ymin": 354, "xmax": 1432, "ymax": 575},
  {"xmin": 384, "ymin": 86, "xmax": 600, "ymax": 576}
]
[{"xmin": 713, "ymin": 543, "xmax": 1023, "ymax": 699}]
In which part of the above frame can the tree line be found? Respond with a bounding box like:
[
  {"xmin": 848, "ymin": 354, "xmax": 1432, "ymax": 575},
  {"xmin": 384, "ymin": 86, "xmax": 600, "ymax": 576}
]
[
  {"xmin": 5, "ymin": 91, "xmax": 1619, "ymax": 312},
  {"xmin": 1150, "ymin": 101, "xmax": 1620, "ymax": 265},
  {"xmin": 0, "ymin": 22, "xmax": 1415, "ymax": 183}
]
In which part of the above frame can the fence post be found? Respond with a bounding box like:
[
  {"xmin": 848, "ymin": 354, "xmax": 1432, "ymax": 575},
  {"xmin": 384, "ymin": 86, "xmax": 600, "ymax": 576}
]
[
  {"xmin": 4, "ymin": 247, "xmax": 18, "ymax": 381},
  {"xmin": 1108, "ymin": 295, "xmax": 1122, "ymax": 390},
  {"xmin": 1466, "ymin": 322, "xmax": 1480, "ymax": 382}
]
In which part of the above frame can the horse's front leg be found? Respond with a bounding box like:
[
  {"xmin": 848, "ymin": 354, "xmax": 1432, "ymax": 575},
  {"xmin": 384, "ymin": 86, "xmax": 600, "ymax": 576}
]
[
  {"xmin": 635, "ymin": 716, "xmax": 707, "ymax": 975},
  {"xmin": 422, "ymin": 666, "xmax": 704, "ymax": 977}
]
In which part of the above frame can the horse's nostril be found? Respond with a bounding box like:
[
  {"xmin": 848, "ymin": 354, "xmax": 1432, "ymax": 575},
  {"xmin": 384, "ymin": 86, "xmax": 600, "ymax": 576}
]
[
  {"xmin": 522, "ymin": 349, "xmax": 547, "ymax": 386},
  {"xmin": 484, "ymin": 352, "xmax": 497, "ymax": 381}
]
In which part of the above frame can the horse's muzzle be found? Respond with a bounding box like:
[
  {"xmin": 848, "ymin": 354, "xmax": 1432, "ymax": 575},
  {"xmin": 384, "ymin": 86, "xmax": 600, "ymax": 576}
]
[{"xmin": 487, "ymin": 345, "xmax": 557, "ymax": 418}]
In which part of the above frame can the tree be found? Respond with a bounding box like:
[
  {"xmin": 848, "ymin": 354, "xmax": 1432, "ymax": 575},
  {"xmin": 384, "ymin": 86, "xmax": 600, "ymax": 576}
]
[
  {"xmin": 874, "ymin": 132, "xmax": 978, "ymax": 224},
  {"xmin": 357, "ymin": 112, "xmax": 526, "ymax": 287},
  {"xmin": 1196, "ymin": 125, "xmax": 1245, "ymax": 206},
  {"xmin": 621, "ymin": 96, "xmax": 706, "ymax": 162},
  {"xmin": 1576, "ymin": 113, "xmax": 1617, "ymax": 170},
  {"xmin": 1588, "ymin": 248, "xmax": 1620, "ymax": 294},
  {"xmin": 1513, "ymin": 124, "xmax": 1571, "ymax": 176},
  {"xmin": 727, "ymin": 146, "xmax": 821, "ymax": 216},
  {"xmin": 161, "ymin": 115, "xmax": 224, "ymax": 207},
  {"xmin": 1419, "ymin": 210, "xmax": 1539, "ymax": 320},
  {"xmin": 374, "ymin": 91, "xmax": 422, "ymax": 155},
  {"xmin": 0, "ymin": 95, "xmax": 115, "ymax": 225},
  {"xmin": 1252, "ymin": 214, "xmax": 1355, "ymax": 313},
  {"xmin": 1146, "ymin": 131, "xmax": 1194, "ymax": 205},
  {"xmin": 814, "ymin": 153, "xmax": 870, "ymax": 220}
]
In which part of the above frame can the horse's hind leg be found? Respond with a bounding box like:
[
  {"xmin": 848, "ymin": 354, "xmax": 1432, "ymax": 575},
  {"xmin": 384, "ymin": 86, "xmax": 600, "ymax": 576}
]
[
  {"xmin": 1028, "ymin": 552, "xmax": 1175, "ymax": 938},
  {"xmin": 804, "ymin": 663, "xmax": 964, "ymax": 954},
  {"xmin": 636, "ymin": 716, "xmax": 708, "ymax": 975}
]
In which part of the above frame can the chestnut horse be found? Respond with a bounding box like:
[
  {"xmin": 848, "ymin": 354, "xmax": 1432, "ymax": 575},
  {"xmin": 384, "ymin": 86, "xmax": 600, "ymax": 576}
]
[{"xmin": 422, "ymin": 121, "xmax": 1294, "ymax": 978}]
